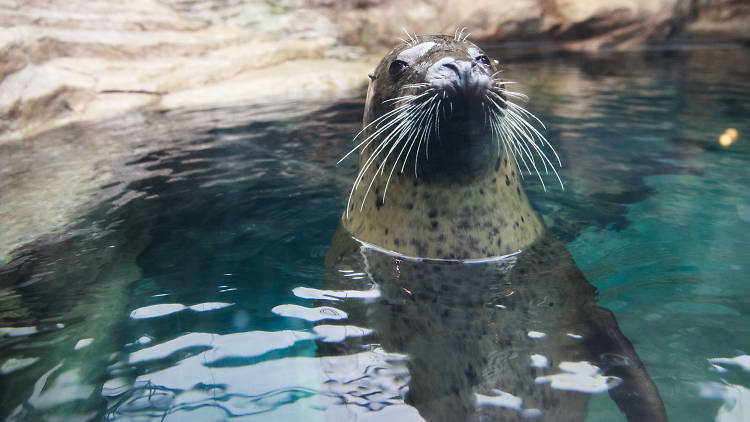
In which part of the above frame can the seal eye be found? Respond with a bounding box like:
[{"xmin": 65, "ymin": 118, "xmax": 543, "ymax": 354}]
[
  {"xmin": 389, "ymin": 60, "xmax": 409, "ymax": 76},
  {"xmin": 476, "ymin": 55, "xmax": 491, "ymax": 67}
]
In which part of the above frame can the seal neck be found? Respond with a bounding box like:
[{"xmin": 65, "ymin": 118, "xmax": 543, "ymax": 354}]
[{"xmin": 342, "ymin": 150, "xmax": 544, "ymax": 260}]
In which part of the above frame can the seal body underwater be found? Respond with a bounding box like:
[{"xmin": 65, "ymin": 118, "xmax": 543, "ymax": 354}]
[{"xmin": 320, "ymin": 34, "xmax": 667, "ymax": 421}]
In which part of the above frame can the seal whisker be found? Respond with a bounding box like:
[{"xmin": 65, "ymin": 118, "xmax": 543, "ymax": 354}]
[
  {"xmin": 339, "ymin": 113, "xmax": 406, "ymax": 167},
  {"xmin": 413, "ymin": 104, "xmax": 436, "ymax": 178},
  {"xmin": 500, "ymin": 109, "xmax": 547, "ymax": 168},
  {"xmin": 424, "ymin": 97, "xmax": 441, "ymax": 160},
  {"xmin": 485, "ymin": 103, "xmax": 510, "ymax": 160},
  {"xmin": 502, "ymin": 109, "xmax": 564, "ymax": 190},
  {"xmin": 348, "ymin": 97, "xmax": 438, "ymax": 214},
  {"xmin": 503, "ymin": 106, "xmax": 556, "ymax": 166},
  {"xmin": 504, "ymin": 110, "xmax": 563, "ymax": 189},
  {"xmin": 349, "ymin": 110, "xmax": 417, "ymax": 188},
  {"xmin": 348, "ymin": 132, "xmax": 401, "ymax": 215},
  {"xmin": 505, "ymin": 100, "xmax": 548, "ymax": 131},
  {"xmin": 355, "ymin": 103, "xmax": 430, "ymax": 184},
  {"xmin": 491, "ymin": 82, "xmax": 526, "ymax": 97},
  {"xmin": 401, "ymin": 28, "xmax": 416, "ymax": 45},
  {"xmin": 411, "ymin": 103, "xmax": 437, "ymax": 177},
  {"xmin": 504, "ymin": 114, "xmax": 549, "ymax": 178},
  {"xmin": 503, "ymin": 123, "xmax": 537, "ymax": 181},
  {"xmin": 434, "ymin": 98, "xmax": 442, "ymax": 142},
  {"xmin": 358, "ymin": 98, "xmax": 438, "ymax": 210},
  {"xmin": 378, "ymin": 99, "xmax": 437, "ymax": 204},
  {"xmin": 486, "ymin": 89, "xmax": 514, "ymax": 108},
  {"xmin": 400, "ymin": 116, "xmax": 428, "ymax": 174},
  {"xmin": 383, "ymin": 89, "xmax": 434, "ymax": 105},
  {"xmin": 384, "ymin": 117, "xmax": 424, "ymax": 200},
  {"xmin": 401, "ymin": 83, "xmax": 431, "ymax": 90},
  {"xmin": 348, "ymin": 102, "xmax": 412, "ymax": 142},
  {"xmin": 493, "ymin": 117, "xmax": 526, "ymax": 176},
  {"xmin": 486, "ymin": 88, "xmax": 563, "ymax": 187},
  {"xmin": 338, "ymin": 102, "xmax": 423, "ymax": 165},
  {"xmin": 504, "ymin": 105, "xmax": 560, "ymax": 167},
  {"xmin": 377, "ymin": 98, "xmax": 437, "ymax": 174},
  {"xmin": 400, "ymin": 99, "xmax": 436, "ymax": 176},
  {"xmin": 399, "ymin": 95, "xmax": 438, "ymax": 177},
  {"xmin": 456, "ymin": 27, "xmax": 467, "ymax": 42},
  {"xmin": 498, "ymin": 90, "xmax": 529, "ymax": 101},
  {"xmin": 486, "ymin": 96, "xmax": 534, "ymax": 176},
  {"xmin": 495, "ymin": 114, "xmax": 532, "ymax": 177}
]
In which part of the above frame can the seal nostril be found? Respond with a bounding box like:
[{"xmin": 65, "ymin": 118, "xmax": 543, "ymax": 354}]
[
  {"xmin": 429, "ymin": 59, "xmax": 489, "ymax": 100},
  {"xmin": 443, "ymin": 62, "xmax": 460, "ymax": 76}
]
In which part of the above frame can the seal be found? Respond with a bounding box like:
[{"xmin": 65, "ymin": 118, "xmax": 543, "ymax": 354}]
[
  {"xmin": 320, "ymin": 32, "xmax": 668, "ymax": 421},
  {"xmin": 339, "ymin": 32, "xmax": 561, "ymax": 260}
]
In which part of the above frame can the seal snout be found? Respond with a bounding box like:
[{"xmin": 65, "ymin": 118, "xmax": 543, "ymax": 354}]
[{"xmin": 427, "ymin": 57, "xmax": 491, "ymax": 105}]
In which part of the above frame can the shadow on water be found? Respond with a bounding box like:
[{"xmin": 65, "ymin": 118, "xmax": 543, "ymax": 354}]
[{"xmin": 0, "ymin": 46, "xmax": 749, "ymax": 421}]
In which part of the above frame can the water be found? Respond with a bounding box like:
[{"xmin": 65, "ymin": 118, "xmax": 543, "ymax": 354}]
[{"xmin": 1, "ymin": 46, "xmax": 749, "ymax": 421}]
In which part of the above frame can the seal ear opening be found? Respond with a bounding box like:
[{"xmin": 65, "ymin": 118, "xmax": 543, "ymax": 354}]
[{"xmin": 368, "ymin": 70, "xmax": 376, "ymax": 80}]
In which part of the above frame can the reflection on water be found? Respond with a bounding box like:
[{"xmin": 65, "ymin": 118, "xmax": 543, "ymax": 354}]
[{"xmin": 1, "ymin": 46, "xmax": 749, "ymax": 421}]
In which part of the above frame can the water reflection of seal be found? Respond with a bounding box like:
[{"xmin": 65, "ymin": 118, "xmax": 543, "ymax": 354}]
[{"xmin": 324, "ymin": 32, "xmax": 668, "ymax": 421}]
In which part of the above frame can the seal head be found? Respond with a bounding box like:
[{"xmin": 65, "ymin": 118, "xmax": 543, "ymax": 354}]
[{"xmin": 341, "ymin": 34, "xmax": 561, "ymax": 260}]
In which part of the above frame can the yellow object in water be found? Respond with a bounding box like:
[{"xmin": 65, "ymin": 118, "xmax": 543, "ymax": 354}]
[{"xmin": 719, "ymin": 128, "xmax": 738, "ymax": 147}]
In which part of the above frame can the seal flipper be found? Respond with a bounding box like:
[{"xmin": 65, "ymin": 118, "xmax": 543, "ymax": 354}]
[{"xmin": 585, "ymin": 307, "xmax": 668, "ymax": 422}]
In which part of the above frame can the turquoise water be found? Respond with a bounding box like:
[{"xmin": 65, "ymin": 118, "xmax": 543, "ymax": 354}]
[{"xmin": 1, "ymin": 46, "xmax": 749, "ymax": 421}]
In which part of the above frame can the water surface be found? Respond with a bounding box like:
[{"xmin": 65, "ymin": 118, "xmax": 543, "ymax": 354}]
[{"xmin": 1, "ymin": 45, "xmax": 749, "ymax": 421}]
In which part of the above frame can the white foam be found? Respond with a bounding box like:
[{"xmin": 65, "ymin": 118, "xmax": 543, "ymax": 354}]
[
  {"xmin": 313, "ymin": 325, "xmax": 373, "ymax": 343},
  {"xmin": 130, "ymin": 302, "xmax": 235, "ymax": 319},
  {"xmin": 292, "ymin": 286, "xmax": 380, "ymax": 301},
  {"xmin": 130, "ymin": 303, "xmax": 186, "ymax": 319},
  {"xmin": 74, "ymin": 338, "xmax": 93, "ymax": 350},
  {"xmin": 709, "ymin": 355, "xmax": 750, "ymax": 372},
  {"xmin": 271, "ymin": 304, "xmax": 348, "ymax": 322},
  {"xmin": 101, "ymin": 377, "xmax": 131, "ymax": 397},
  {"xmin": 476, "ymin": 389, "xmax": 543, "ymax": 418},
  {"xmin": 535, "ymin": 361, "xmax": 622, "ymax": 393},
  {"xmin": 129, "ymin": 330, "xmax": 315, "ymax": 364},
  {"xmin": 188, "ymin": 302, "xmax": 233, "ymax": 312},
  {"xmin": 700, "ymin": 382, "xmax": 750, "ymax": 422},
  {"xmin": 1, "ymin": 357, "xmax": 40, "ymax": 374},
  {"xmin": 530, "ymin": 354, "xmax": 549, "ymax": 368},
  {"xmin": 0, "ymin": 326, "xmax": 38, "ymax": 337},
  {"xmin": 528, "ymin": 331, "xmax": 547, "ymax": 339},
  {"xmin": 475, "ymin": 390, "xmax": 522, "ymax": 410}
]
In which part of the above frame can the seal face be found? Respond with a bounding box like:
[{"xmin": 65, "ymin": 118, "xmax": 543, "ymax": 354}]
[{"xmin": 339, "ymin": 34, "xmax": 562, "ymax": 260}]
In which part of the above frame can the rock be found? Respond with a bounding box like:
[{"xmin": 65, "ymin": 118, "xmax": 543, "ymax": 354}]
[
  {"xmin": 687, "ymin": 0, "xmax": 750, "ymax": 41},
  {"xmin": 0, "ymin": 0, "xmax": 375, "ymax": 142},
  {"xmin": 2, "ymin": 0, "xmax": 749, "ymax": 142}
]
